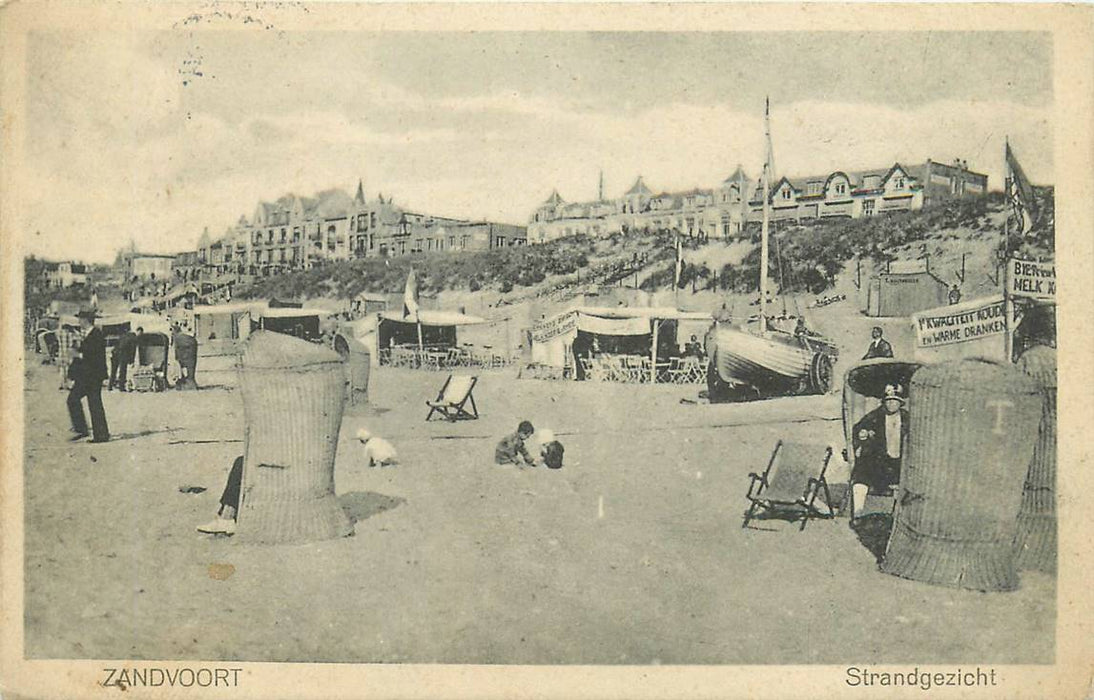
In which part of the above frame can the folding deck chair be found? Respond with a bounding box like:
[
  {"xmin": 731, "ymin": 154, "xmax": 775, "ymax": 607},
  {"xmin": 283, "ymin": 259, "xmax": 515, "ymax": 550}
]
[
  {"xmin": 425, "ymin": 374, "xmax": 479, "ymax": 422},
  {"xmin": 742, "ymin": 441, "xmax": 834, "ymax": 531}
]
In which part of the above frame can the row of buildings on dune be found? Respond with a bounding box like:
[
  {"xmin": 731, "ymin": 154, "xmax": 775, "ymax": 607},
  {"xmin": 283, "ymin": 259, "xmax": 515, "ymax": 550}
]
[
  {"xmin": 99, "ymin": 156, "xmax": 986, "ymax": 289},
  {"xmin": 527, "ymin": 158, "xmax": 988, "ymax": 243},
  {"xmin": 171, "ymin": 182, "xmax": 527, "ymax": 280}
]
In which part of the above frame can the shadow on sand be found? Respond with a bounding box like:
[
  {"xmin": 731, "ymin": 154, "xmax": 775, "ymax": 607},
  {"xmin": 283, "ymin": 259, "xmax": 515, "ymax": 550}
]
[
  {"xmin": 339, "ymin": 491, "xmax": 406, "ymax": 523},
  {"xmin": 109, "ymin": 427, "xmax": 183, "ymax": 442},
  {"xmin": 850, "ymin": 513, "xmax": 894, "ymax": 563}
]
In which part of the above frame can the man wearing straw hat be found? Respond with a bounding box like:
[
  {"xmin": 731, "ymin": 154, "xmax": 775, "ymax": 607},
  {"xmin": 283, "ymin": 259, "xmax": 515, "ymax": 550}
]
[
  {"xmin": 850, "ymin": 382, "xmax": 908, "ymax": 521},
  {"xmin": 66, "ymin": 308, "xmax": 110, "ymax": 443}
]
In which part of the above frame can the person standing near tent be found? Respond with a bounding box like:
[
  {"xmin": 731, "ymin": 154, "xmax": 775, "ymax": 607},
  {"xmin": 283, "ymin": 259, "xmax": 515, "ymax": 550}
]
[
  {"xmin": 173, "ymin": 324, "xmax": 199, "ymax": 390},
  {"xmin": 862, "ymin": 326, "xmax": 894, "ymax": 359},
  {"xmin": 66, "ymin": 309, "xmax": 110, "ymax": 443},
  {"xmin": 110, "ymin": 327, "xmax": 140, "ymax": 392},
  {"xmin": 850, "ymin": 383, "xmax": 908, "ymax": 521},
  {"xmin": 572, "ymin": 333, "xmax": 592, "ymax": 381}
]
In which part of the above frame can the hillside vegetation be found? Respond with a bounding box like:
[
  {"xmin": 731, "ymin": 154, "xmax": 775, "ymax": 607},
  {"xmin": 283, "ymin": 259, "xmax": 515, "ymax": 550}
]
[{"xmin": 235, "ymin": 189, "xmax": 1054, "ymax": 303}]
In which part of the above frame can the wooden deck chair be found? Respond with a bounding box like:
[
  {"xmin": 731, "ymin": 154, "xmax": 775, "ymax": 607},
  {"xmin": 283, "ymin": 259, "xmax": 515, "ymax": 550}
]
[
  {"xmin": 425, "ymin": 374, "xmax": 479, "ymax": 422},
  {"xmin": 742, "ymin": 441, "xmax": 834, "ymax": 531}
]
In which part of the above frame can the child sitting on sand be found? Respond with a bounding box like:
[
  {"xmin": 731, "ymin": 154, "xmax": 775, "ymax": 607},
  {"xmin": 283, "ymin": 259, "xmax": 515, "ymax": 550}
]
[
  {"xmin": 534, "ymin": 428, "xmax": 565, "ymax": 470},
  {"xmin": 495, "ymin": 420, "xmax": 536, "ymax": 467},
  {"xmin": 356, "ymin": 428, "xmax": 398, "ymax": 467}
]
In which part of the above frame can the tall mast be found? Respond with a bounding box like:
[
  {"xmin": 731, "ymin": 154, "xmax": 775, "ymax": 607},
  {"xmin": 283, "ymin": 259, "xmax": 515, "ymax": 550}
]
[{"xmin": 760, "ymin": 97, "xmax": 772, "ymax": 335}]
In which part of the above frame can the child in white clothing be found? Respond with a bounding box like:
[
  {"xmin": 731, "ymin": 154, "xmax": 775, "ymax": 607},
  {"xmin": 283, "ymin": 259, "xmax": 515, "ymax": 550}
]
[{"xmin": 356, "ymin": 428, "xmax": 398, "ymax": 467}]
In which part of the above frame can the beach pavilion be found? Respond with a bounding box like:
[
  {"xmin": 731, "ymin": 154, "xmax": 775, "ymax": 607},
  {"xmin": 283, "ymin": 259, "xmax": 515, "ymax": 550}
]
[{"xmin": 528, "ymin": 306, "xmax": 713, "ymax": 382}]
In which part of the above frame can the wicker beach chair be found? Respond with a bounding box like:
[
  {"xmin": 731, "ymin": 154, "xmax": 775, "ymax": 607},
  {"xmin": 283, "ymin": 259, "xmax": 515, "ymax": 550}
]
[
  {"xmin": 743, "ymin": 441, "xmax": 834, "ymax": 531},
  {"xmin": 425, "ymin": 374, "xmax": 480, "ymax": 422}
]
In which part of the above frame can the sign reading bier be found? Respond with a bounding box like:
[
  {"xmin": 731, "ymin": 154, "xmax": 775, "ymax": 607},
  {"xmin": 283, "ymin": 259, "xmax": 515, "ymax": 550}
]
[
  {"xmin": 1006, "ymin": 258, "xmax": 1056, "ymax": 301},
  {"xmin": 913, "ymin": 295, "xmax": 1006, "ymax": 349}
]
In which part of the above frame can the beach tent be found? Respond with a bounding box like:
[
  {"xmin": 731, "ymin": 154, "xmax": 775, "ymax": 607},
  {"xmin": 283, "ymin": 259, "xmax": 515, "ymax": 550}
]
[
  {"xmin": 268, "ymin": 297, "xmax": 304, "ymax": 309},
  {"xmin": 866, "ymin": 271, "xmax": 950, "ymax": 317},
  {"xmin": 529, "ymin": 306, "xmax": 712, "ymax": 379},
  {"xmin": 193, "ymin": 302, "xmax": 267, "ymax": 356},
  {"xmin": 376, "ymin": 309, "xmax": 487, "ymax": 352},
  {"xmin": 352, "ymin": 292, "xmax": 390, "ymax": 316},
  {"xmin": 253, "ymin": 307, "xmax": 334, "ymax": 341}
]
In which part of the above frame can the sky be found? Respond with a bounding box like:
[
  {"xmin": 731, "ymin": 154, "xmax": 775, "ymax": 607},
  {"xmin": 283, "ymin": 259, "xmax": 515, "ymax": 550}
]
[{"xmin": 21, "ymin": 30, "xmax": 1053, "ymax": 263}]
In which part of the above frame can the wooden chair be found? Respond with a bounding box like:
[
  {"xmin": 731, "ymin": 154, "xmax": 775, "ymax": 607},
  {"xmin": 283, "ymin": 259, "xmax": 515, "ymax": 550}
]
[
  {"xmin": 743, "ymin": 441, "xmax": 834, "ymax": 531},
  {"xmin": 425, "ymin": 374, "xmax": 480, "ymax": 422}
]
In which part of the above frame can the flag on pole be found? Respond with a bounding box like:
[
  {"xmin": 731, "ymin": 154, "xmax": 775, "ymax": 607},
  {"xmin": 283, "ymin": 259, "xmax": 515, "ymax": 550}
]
[
  {"xmin": 1005, "ymin": 141, "xmax": 1039, "ymax": 236},
  {"xmin": 402, "ymin": 267, "xmax": 420, "ymax": 321},
  {"xmin": 674, "ymin": 233, "xmax": 683, "ymax": 288}
]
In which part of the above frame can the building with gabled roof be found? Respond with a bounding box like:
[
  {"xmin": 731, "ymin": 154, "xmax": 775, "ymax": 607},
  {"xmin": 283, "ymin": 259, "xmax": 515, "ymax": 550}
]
[
  {"xmin": 527, "ymin": 158, "xmax": 986, "ymax": 243},
  {"xmin": 187, "ymin": 178, "xmax": 527, "ymax": 279}
]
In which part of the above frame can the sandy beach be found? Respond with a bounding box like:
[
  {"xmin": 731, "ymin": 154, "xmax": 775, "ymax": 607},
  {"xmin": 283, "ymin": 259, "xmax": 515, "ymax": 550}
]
[{"xmin": 23, "ymin": 348, "xmax": 1054, "ymax": 664}]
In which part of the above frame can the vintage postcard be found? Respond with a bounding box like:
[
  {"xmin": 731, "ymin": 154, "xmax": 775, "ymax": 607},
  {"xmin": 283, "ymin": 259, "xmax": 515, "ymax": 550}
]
[{"xmin": 2, "ymin": 2, "xmax": 1092, "ymax": 699}]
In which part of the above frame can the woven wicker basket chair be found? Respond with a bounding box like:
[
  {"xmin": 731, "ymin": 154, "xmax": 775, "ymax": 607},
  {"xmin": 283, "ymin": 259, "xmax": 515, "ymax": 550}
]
[
  {"xmin": 1014, "ymin": 345, "xmax": 1057, "ymax": 574},
  {"xmin": 881, "ymin": 358, "xmax": 1041, "ymax": 591},
  {"xmin": 235, "ymin": 331, "xmax": 353, "ymax": 544}
]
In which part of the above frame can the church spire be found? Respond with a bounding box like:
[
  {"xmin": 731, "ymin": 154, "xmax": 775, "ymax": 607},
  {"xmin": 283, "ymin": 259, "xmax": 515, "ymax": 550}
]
[{"xmin": 354, "ymin": 179, "xmax": 365, "ymax": 205}]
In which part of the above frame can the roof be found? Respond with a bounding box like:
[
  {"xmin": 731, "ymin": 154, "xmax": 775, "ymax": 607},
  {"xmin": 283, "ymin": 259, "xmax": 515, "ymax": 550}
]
[
  {"xmin": 625, "ymin": 176, "xmax": 652, "ymax": 197},
  {"xmin": 723, "ymin": 166, "xmax": 750, "ymax": 185},
  {"xmin": 542, "ymin": 190, "xmax": 565, "ymax": 206},
  {"xmin": 257, "ymin": 307, "xmax": 336, "ymax": 319},
  {"xmin": 571, "ymin": 306, "xmax": 712, "ymax": 321},
  {"xmin": 192, "ymin": 302, "xmax": 269, "ymax": 316},
  {"xmin": 750, "ymin": 162, "xmax": 931, "ymax": 201},
  {"xmin": 378, "ymin": 310, "xmax": 487, "ymax": 326}
]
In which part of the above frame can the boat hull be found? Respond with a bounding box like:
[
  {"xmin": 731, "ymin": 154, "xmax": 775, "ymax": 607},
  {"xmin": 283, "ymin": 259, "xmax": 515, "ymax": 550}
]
[{"xmin": 710, "ymin": 324, "xmax": 831, "ymax": 394}]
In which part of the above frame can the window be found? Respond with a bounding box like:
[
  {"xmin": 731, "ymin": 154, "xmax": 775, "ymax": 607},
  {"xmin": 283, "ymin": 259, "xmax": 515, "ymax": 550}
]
[
  {"xmin": 807, "ymin": 182, "xmax": 822, "ymax": 196},
  {"xmin": 449, "ymin": 236, "xmax": 455, "ymax": 249},
  {"xmin": 895, "ymin": 177, "xmax": 905, "ymax": 189},
  {"xmin": 835, "ymin": 183, "xmax": 847, "ymax": 196},
  {"xmin": 369, "ymin": 235, "xmax": 375, "ymax": 250},
  {"xmin": 461, "ymin": 235, "xmax": 468, "ymax": 249},
  {"xmin": 782, "ymin": 188, "xmax": 792, "ymax": 200},
  {"xmin": 370, "ymin": 213, "xmax": 376, "ymax": 228},
  {"xmin": 863, "ymin": 199, "xmax": 876, "ymax": 217},
  {"xmin": 496, "ymin": 236, "xmax": 506, "ymax": 247}
]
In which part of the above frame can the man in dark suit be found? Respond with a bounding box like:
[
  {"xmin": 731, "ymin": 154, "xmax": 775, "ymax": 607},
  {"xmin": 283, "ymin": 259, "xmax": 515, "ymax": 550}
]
[
  {"xmin": 67, "ymin": 308, "xmax": 110, "ymax": 443},
  {"xmin": 862, "ymin": 326, "xmax": 894, "ymax": 359},
  {"xmin": 109, "ymin": 327, "xmax": 140, "ymax": 391},
  {"xmin": 850, "ymin": 383, "xmax": 908, "ymax": 520},
  {"xmin": 172, "ymin": 324, "xmax": 199, "ymax": 390}
]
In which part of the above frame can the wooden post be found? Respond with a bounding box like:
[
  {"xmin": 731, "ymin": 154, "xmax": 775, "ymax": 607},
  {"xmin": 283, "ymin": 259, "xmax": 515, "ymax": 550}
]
[
  {"xmin": 416, "ymin": 319, "xmax": 424, "ymax": 366},
  {"xmin": 1002, "ymin": 205, "xmax": 1013, "ymax": 363},
  {"xmin": 650, "ymin": 319, "xmax": 659, "ymax": 384}
]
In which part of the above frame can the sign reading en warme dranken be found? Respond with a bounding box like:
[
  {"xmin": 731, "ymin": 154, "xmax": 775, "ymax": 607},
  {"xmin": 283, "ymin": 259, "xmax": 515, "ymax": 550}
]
[
  {"xmin": 1006, "ymin": 258, "xmax": 1056, "ymax": 301},
  {"xmin": 532, "ymin": 312, "xmax": 577, "ymax": 343},
  {"xmin": 914, "ymin": 296, "xmax": 1006, "ymax": 349}
]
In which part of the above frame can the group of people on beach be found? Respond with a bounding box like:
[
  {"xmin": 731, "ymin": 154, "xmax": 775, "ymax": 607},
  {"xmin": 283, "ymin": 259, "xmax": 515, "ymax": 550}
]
[{"xmin": 196, "ymin": 419, "xmax": 565, "ymax": 536}]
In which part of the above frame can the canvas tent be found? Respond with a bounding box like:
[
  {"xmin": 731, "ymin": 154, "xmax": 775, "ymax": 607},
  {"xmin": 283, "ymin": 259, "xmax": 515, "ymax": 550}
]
[
  {"xmin": 352, "ymin": 292, "xmax": 390, "ymax": 316},
  {"xmin": 529, "ymin": 306, "xmax": 712, "ymax": 380},
  {"xmin": 253, "ymin": 307, "xmax": 334, "ymax": 341},
  {"xmin": 866, "ymin": 271, "xmax": 950, "ymax": 317},
  {"xmin": 376, "ymin": 309, "xmax": 487, "ymax": 351},
  {"xmin": 193, "ymin": 302, "xmax": 266, "ymax": 355}
]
